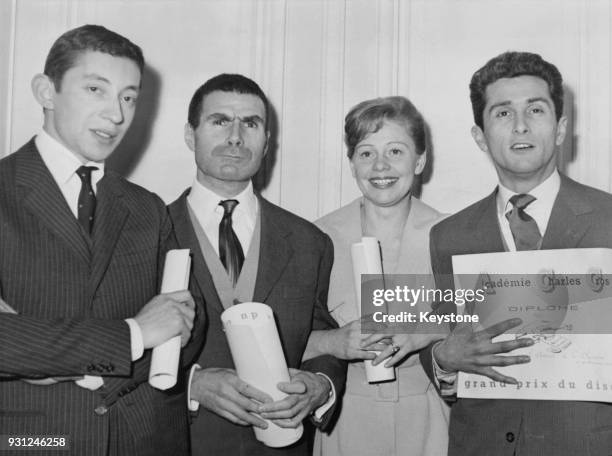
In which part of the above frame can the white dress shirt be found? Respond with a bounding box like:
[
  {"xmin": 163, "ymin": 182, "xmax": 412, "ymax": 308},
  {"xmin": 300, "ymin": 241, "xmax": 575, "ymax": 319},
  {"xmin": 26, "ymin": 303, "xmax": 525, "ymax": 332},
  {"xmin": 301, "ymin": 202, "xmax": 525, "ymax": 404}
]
[
  {"xmin": 36, "ymin": 130, "xmax": 105, "ymax": 217},
  {"xmin": 433, "ymin": 170, "xmax": 562, "ymax": 393},
  {"xmin": 186, "ymin": 178, "xmax": 258, "ymax": 254},
  {"xmin": 496, "ymin": 170, "xmax": 561, "ymax": 251},
  {"xmin": 34, "ymin": 130, "xmax": 144, "ymax": 389}
]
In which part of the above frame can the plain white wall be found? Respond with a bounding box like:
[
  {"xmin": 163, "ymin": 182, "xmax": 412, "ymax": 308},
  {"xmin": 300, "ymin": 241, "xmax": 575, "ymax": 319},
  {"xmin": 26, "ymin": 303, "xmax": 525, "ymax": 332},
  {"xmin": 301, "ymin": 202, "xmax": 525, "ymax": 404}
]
[{"xmin": 2, "ymin": 0, "xmax": 611, "ymax": 220}]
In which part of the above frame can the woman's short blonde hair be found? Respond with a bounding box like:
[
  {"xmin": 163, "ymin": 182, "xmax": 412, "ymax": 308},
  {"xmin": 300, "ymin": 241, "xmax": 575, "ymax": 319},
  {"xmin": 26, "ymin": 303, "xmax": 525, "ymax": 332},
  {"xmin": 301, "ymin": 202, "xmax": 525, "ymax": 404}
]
[{"xmin": 344, "ymin": 96, "xmax": 427, "ymax": 159}]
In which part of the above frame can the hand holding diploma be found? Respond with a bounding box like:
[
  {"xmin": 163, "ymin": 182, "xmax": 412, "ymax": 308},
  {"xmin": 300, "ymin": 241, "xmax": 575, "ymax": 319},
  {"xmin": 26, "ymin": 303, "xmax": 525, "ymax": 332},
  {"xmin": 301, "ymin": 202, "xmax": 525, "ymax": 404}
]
[
  {"xmin": 221, "ymin": 302, "xmax": 305, "ymax": 447},
  {"xmin": 305, "ymin": 318, "xmax": 390, "ymax": 362},
  {"xmin": 135, "ymin": 289, "xmax": 195, "ymax": 348},
  {"xmin": 433, "ymin": 318, "xmax": 534, "ymax": 384},
  {"xmin": 147, "ymin": 249, "xmax": 193, "ymax": 390},
  {"xmin": 259, "ymin": 369, "xmax": 331, "ymax": 428},
  {"xmin": 451, "ymin": 248, "xmax": 612, "ymax": 402},
  {"xmin": 190, "ymin": 367, "xmax": 272, "ymax": 428},
  {"xmin": 363, "ymin": 331, "xmax": 448, "ymax": 368},
  {"xmin": 351, "ymin": 237, "xmax": 396, "ymax": 382}
]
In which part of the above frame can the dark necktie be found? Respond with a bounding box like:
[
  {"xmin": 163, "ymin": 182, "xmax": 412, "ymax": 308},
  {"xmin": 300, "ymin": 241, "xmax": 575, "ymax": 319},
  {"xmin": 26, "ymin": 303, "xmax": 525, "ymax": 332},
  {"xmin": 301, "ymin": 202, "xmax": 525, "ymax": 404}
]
[
  {"xmin": 505, "ymin": 193, "xmax": 542, "ymax": 251},
  {"xmin": 219, "ymin": 199, "xmax": 244, "ymax": 285},
  {"xmin": 76, "ymin": 165, "xmax": 98, "ymax": 234}
]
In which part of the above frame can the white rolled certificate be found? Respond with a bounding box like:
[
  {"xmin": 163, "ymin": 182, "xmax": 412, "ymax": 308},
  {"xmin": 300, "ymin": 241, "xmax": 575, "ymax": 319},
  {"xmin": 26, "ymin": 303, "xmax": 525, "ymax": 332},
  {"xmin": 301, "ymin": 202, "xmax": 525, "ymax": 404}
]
[
  {"xmin": 221, "ymin": 302, "xmax": 303, "ymax": 448},
  {"xmin": 149, "ymin": 249, "xmax": 191, "ymax": 390},
  {"xmin": 351, "ymin": 237, "xmax": 396, "ymax": 383}
]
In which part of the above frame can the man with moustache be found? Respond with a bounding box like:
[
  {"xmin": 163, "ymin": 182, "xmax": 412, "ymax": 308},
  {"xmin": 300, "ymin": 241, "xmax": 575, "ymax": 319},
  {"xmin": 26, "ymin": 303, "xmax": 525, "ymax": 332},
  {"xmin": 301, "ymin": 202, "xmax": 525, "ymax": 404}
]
[
  {"xmin": 168, "ymin": 73, "xmax": 346, "ymax": 455},
  {"xmin": 0, "ymin": 25, "xmax": 197, "ymax": 455},
  {"xmin": 420, "ymin": 51, "xmax": 612, "ymax": 455}
]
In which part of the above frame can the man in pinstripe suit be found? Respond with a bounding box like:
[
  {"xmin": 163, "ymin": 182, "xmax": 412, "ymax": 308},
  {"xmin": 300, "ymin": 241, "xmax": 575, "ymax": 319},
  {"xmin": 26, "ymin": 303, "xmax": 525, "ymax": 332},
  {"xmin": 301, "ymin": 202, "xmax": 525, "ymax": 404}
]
[{"xmin": 0, "ymin": 25, "xmax": 197, "ymax": 455}]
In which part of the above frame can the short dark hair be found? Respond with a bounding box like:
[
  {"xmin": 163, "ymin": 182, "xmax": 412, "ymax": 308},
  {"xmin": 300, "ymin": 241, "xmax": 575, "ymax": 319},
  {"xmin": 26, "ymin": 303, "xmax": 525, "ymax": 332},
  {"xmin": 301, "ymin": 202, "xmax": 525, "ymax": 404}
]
[
  {"xmin": 187, "ymin": 73, "xmax": 269, "ymax": 129},
  {"xmin": 470, "ymin": 51, "xmax": 564, "ymax": 129},
  {"xmin": 44, "ymin": 24, "xmax": 144, "ymax": 91},
  {"xmin": 344, "ymin": 96, "xmax": 427, "ymax": 159}
]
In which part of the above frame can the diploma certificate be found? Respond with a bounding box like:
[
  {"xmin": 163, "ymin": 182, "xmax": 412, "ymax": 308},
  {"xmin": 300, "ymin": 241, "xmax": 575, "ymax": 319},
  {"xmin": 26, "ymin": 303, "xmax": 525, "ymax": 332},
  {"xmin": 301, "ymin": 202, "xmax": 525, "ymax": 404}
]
[{"xmin": 453, "ymin": 248, "xmax": 612, "ymax": 402}]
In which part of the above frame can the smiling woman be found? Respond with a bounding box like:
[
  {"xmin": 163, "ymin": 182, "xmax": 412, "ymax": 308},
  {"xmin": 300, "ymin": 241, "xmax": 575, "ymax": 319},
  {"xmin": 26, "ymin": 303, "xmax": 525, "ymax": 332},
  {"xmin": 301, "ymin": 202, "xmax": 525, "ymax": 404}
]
[
  {"xmin": 304, "ymin": 96, "xmax": 450, "ymax": 456},
  {"xmin": 350, "ymin": 120, "xmax": 425, "ymax": 208}
]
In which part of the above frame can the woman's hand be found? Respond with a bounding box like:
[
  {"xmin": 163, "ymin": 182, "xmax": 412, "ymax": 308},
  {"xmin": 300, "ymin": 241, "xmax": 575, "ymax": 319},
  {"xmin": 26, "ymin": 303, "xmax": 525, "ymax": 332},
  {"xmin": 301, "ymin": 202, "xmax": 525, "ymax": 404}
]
[
  {"xmin": 329, "ymin": 319, "xmax": 393, "ymax": 360},
  {"xmin": 361, "ymin": 331, "xmax": 446, "ymax": 367},
  {"xmin": 303, "ymin": 317, "xmax": 393, "ymax": 362}
]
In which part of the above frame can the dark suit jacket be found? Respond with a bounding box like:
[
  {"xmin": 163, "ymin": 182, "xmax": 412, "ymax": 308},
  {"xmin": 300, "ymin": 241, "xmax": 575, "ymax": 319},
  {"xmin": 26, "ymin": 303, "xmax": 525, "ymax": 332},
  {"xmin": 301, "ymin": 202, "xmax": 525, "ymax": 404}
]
[
  {"xmin": 0, "ymin": 140, "xmax": 191, "ymax": 456},
  {"xmin": 420, "ymin": 174, "xmax": 612, "ymax": 456},
  {"xmin": 169, "ymin": 190, "xmax": 347, "ymax": 456}
]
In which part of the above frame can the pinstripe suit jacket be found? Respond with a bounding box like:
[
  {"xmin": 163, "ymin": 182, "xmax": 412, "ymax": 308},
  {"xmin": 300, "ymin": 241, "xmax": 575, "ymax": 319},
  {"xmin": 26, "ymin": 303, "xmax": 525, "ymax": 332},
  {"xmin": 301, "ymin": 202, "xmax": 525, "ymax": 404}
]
[
  {"xmin": 420, "ymin": 174, "xmax": 612, "ymax": 456},
  {"xmin": 0, "ymin": 140, "xmax": 190, "ymax": 456}
]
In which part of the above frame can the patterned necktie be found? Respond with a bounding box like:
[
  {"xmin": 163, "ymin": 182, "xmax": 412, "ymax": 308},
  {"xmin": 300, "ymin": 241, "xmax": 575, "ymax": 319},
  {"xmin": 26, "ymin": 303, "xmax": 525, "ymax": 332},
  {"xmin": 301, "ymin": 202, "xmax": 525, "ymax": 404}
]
[
  {"xmin": 219, "ymin": 199, "xmax": 245, "ymax": 286},
  {"xmin": 76, "ymin": 165, "xmax": 98, "ymax": 234},
  {"xmin": 505, "ymin": 193, "xmax": 542, "ymax": 251}
]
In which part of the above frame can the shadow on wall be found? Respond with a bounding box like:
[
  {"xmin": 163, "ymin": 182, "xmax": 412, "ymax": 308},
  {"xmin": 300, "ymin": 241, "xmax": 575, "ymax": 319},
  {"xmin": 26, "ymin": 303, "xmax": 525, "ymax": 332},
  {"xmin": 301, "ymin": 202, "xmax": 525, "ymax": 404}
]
[
  {"xmin": 558, "ymin": 85, "xmax": 575, "ymax": 173},
  {"xmin": 253, "ymin": 101, "xmax": 279, "ymax": 193},
  {"xmin": 107, "ymin": 65, "xmax": 162, "ymax": 177},
  {"xmin": 412, "ymin": 118, "xmax": 434, "ymax": 199}
]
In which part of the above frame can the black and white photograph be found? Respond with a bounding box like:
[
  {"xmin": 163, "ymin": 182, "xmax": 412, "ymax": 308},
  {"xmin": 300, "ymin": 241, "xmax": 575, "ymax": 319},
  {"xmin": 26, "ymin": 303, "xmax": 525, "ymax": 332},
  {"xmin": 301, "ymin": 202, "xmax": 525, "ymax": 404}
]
[{"xmin": 2, "ymin": 0, "xmax": 612, "ymax": 455}]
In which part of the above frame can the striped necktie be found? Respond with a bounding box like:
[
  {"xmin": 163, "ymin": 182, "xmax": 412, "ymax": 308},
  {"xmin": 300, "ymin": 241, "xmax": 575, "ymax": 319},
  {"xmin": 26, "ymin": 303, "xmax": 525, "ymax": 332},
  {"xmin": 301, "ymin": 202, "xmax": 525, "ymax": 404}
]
[
  {"xmin": 505, "ymin": 193, "xmax": 542, "ymax": 251},
  {"xmin": 218, "ymin": 199, "xmax": 245, "ymax": 286}
]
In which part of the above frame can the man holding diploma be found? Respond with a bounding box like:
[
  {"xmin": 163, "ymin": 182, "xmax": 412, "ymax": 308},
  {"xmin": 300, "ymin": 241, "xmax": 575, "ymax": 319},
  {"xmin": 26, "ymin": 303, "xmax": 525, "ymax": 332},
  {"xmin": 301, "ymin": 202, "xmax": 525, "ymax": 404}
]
[
  {"xmin": 420, "ymin": 52, "xmax": 612, "ymax": 455},
  {"xmin": 0, "ymin": 25, "xmax": 196, "ymax": 455},
  {"xmin": 168, "ymin": 73, "xmax": 346, "ymax": 455}
]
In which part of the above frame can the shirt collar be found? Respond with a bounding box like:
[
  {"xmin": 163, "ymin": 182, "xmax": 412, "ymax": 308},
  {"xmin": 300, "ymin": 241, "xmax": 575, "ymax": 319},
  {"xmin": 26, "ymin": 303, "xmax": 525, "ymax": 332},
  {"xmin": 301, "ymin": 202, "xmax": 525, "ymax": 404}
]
[
  {"xmin": 35, "ymin": 129, "xmax": 105, "ymax": 185},
  {"xmin": 188, "ymin": 178, "xmax": 258, "ymax": 221},
  {"xmin": 497, "ymin": 169, "xmax": 561, "ymax": 233}
]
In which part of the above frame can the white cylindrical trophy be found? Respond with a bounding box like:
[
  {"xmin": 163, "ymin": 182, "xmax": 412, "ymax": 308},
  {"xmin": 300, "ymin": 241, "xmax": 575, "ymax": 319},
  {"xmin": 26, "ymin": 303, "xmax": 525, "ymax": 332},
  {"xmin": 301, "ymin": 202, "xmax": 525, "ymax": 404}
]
[
  {"xmin": 221, "ymin": 302, "xmax": 303, "ymax": 447},
  {"xmin": 351, "ymin": 237, "xmax": 396, "ymax": 383}
]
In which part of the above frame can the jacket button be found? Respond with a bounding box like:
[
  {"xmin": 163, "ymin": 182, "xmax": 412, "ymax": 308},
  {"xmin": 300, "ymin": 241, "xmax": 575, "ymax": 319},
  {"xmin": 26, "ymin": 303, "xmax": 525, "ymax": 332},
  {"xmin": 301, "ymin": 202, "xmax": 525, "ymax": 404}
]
[
  {"xmin": 94, "ymin": 405, "xmax": 108, "ymax": 416},
  {"xmin": 505, "ymin": 432, "xmax": 515, "ymax": 443}
]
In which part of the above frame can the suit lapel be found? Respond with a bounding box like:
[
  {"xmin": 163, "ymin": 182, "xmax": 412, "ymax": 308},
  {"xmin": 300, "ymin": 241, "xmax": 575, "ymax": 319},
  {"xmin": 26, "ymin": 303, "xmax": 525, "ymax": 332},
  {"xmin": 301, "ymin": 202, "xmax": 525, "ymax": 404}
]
[
  {"xmin": 253, "ymin": 197, "xmax": 293, "ymax": 303},
  {"xmin": 16, "ymin": 141, "xmax": 90, "ymax": 264},
  {"xmin": 542, "ymin": 175, "xmax": 592, "ymax": 249},
  {"xmin": 469, "ymin": 190, "xmax": 506, "ymax": 254},
  {"xmin": 169, "ymin": 191, "xmax": 225, "ymax": 313},
  {"xmin": 89, "ymin": 174, "xmax": 129, "ymax": 295}
]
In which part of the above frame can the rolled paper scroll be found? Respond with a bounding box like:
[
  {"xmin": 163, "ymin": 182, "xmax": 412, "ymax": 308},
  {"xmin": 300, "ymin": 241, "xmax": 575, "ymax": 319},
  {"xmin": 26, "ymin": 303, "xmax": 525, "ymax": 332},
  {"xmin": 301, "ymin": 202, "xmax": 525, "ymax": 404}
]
[
  {"xmin": 149, "ymin": 249, "xmax": 191, "ymax": 390},
  {"xmin": 221, "ymin": 302, "xmax": 303, "ymax": 447},
  {"xmin": 351, "ymin": 237, "xmax": 396, "ymax": 383}
]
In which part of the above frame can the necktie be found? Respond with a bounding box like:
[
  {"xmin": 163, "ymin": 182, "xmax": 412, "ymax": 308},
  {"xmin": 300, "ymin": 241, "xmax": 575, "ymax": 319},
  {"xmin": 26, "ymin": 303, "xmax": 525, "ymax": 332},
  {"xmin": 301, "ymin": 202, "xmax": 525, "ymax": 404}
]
[
  {"xmin": 505, "ymin": 193, "xmax": 542, "ymax": 251},
  {"xmin": 219, "ymin": 199, "xmax": 244, "ymax": 285},
  {"xmin": 76, "ymin": 165, "xmax": 98, "ymax": 234}
]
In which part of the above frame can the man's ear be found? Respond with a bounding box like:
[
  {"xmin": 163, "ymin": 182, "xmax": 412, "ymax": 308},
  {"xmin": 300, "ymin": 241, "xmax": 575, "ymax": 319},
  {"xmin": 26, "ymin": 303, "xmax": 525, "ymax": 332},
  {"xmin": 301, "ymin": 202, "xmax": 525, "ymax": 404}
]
[
  {"xmin": 184, "ymin": 123, "xmax": 195, "ymax": 151},
  {"xmin": 471, "ymin": 125, "xmax": 489, "ymax": 153},
  {"xmin": 263, "ymin": 130, "xmax": 270, "ymax": 156},
  {"xmin": 31, "ymin": 74, "xmax": 55, "ymax": 110},
  {"xmin": 555, "ymin": 115, "xmax": 568, "ymax": 146}
]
